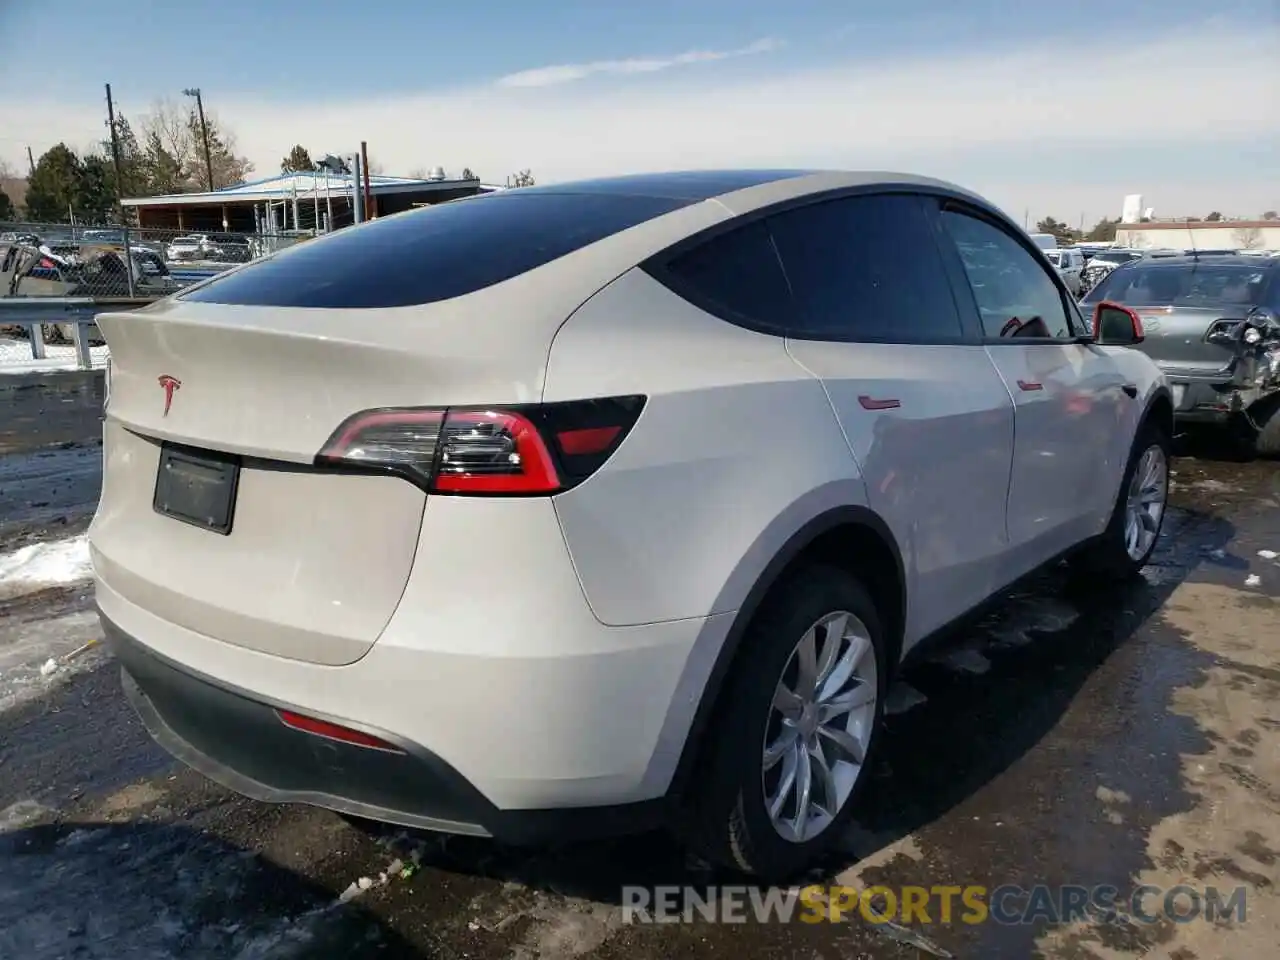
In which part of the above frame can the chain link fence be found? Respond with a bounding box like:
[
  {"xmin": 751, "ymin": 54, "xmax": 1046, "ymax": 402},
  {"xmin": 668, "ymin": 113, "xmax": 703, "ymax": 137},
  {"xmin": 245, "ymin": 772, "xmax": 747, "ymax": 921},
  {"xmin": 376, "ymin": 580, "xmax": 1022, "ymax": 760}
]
[
  {"xmin": 2, "ymin": 220, "xmax": 314, "ymax": 372},
  {"xmin": 1, "ymin": 220, "xmax": 311, "ymax": 301}
]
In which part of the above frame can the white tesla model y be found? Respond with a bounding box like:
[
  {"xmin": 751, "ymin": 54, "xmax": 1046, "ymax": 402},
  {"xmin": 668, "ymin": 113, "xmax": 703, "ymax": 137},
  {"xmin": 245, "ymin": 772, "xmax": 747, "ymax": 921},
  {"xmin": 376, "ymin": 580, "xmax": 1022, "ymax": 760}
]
[{"xmin": 90, "ymin": 170, "xmax": 1171, "ymax": 879}]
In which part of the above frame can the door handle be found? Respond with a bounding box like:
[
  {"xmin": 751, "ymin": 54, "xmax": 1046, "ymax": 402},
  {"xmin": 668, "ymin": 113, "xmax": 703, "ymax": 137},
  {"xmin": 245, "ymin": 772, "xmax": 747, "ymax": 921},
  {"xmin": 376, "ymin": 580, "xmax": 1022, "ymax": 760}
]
[
  {"xmin": 1121, "ymin": 383, "xmax": 1138, "ymax": 398},
  {"xmin": 1016, "ymin": 380, "xmax": 1043, "ymax": 392},
  {"xmin": 858, "ymin": 396, "xmax": 901, "ymax": 410}
]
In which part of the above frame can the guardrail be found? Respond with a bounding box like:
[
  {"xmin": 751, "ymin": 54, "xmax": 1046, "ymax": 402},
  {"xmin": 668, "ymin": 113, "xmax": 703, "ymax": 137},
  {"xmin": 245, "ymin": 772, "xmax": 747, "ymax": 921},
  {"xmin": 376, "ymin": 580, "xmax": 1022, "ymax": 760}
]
[{"xmin": 0, "ymin": 297, "xmax": 148, "ymax": 371}]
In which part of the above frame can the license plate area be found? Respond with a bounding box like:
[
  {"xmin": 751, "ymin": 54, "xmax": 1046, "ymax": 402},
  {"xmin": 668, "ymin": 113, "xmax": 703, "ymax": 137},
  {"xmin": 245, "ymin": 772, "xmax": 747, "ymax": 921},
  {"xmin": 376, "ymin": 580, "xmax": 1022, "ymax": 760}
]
[
  {"xmin": 153, "ymin": 444, "xmax": 240, "ymax": 535},
  {"xmin": 1171, "ymin": 383, "xmax": 1187, "ymax": 409}
]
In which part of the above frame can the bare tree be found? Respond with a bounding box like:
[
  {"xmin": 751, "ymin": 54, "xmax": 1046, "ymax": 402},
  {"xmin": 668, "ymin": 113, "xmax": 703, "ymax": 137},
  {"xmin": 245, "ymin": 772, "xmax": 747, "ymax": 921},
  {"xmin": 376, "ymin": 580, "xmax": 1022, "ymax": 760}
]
[
  {"xmin": 1234, "ymin": 226, "xmax": 1264, "ymax": 250},
  {"xmin": 137, "ymin": 98, "xmax": 253, "ymax": 192},
  {"xmin": 140, "ymin": 98, "xmax": 198, "ymax": 178}
]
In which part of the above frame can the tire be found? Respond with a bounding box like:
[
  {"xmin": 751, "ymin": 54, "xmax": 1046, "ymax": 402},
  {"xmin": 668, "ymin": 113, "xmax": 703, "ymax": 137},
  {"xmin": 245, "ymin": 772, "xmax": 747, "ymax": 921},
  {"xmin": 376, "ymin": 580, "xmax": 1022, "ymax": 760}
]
[
  {"xmin": 679, "ymin": 565, "xmax": 888, "ymax": 881},
  {"xmin": 1071, "ymin": 421, "xmax": 1171, "ymax": 578},
  {"xmin": 1249, "ymin": 395, "xmax": 1280, "ymax": 458}
]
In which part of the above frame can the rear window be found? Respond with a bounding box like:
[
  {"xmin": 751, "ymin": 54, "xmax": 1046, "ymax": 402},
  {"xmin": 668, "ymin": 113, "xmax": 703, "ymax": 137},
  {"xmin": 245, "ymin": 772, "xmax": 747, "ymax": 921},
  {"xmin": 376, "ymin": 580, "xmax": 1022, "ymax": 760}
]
[
  {"xmin": 181, "ymin": 192, "xmax": 691, "ymax": 308},
  {"xmin": 1087, "ymin": 263, "xmax": 1270, "ymax": 307}
]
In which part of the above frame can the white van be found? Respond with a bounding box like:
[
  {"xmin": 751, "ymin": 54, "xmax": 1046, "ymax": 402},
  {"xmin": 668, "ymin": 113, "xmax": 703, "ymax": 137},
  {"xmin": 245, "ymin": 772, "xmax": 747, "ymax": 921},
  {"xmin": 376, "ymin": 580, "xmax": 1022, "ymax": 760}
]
[
  {"xmin": 1029, "ymin": 233, "xmax": 1058, "ymax": 250},
  {"xmin": 1043, "ymin": 247, "xmax": 1085, "ymax": 296}
]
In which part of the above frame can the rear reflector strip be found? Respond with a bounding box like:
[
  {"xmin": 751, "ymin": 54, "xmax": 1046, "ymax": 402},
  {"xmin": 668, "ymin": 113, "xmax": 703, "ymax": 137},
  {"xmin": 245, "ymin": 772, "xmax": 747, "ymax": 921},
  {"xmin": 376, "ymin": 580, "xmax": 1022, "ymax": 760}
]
[
  {"xmin": 556, "ymin": 425, "xmax": 622, "ymax": 456},
  {"xmin": 276, "ymin": 710, "xmax": 405, "ymax": 753}
]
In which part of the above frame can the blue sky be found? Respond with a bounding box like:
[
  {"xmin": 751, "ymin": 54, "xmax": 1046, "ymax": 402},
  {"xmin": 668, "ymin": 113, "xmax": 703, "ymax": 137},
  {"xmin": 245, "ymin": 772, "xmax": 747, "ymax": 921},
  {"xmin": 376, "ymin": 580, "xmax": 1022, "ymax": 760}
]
[{"xmin": 1, "ymin": 0, "xmax": 1277, "ymax": 223}]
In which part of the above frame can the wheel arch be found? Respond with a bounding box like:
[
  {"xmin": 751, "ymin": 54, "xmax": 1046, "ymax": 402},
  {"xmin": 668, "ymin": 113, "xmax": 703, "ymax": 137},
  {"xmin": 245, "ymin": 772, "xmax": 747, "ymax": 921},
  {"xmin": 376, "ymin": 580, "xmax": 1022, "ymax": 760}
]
[
  {"xmin": 667, "ymin": 504, "xmax": 906, "ymax": 802},
  {"xmin": 1142, "ymin": 385, "xmax": 1174, "ymax": 440}
]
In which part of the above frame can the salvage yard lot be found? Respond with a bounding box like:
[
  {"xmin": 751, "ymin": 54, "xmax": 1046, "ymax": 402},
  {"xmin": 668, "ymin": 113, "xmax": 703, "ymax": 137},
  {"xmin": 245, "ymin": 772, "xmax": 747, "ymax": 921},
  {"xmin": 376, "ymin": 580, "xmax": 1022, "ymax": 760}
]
[{"xmin": 0, "ymin": 370, "xmax": 1277, "ymax": 960}]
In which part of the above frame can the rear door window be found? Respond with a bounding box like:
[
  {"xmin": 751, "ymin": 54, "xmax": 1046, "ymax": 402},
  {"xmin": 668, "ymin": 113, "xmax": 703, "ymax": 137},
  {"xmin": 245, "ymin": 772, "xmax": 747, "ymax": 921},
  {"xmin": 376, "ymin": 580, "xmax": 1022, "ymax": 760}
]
[
  {"xmin": 653, "ymin": 220, "xmax": 792, "ymax": 331},
  {"xmin": 765, "ymin": 193, "xmax": 965, "ymax": 342},
  {"xmin": 181, "ymin": 192, "xmax": 692, "ymax": 308}
]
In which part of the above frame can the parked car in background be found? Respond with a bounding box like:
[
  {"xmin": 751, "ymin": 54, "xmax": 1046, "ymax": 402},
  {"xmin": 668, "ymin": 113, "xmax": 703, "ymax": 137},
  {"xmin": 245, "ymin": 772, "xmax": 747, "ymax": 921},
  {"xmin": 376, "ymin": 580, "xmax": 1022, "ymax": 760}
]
[
  {"xmin": 80, "ymin": 228, "xmax": 127, "ymax": 245},
  {"xmin": 1081, "ymin": 248, "xmax": 1150, "ymax": 294},
  {"xmin": 1073, "ymin": 243, "xmax": 1115, "ymax": 260},
  {"xmin": 1044, "ymin": 247, "xmax": 1085, "ymax": 296},
  {"xmin": 164, "ymin": 233, "xmax": 253, "ymax": 263},
  {"xmin": 1081, "ymin": 253, "xmax": 1280, "ymax": 454},
  {"xmin": 92, "ymin": 170, "xmax": 1172, "ymax": 881},
  {"xmin": 166, "ymin": 236, "xmax": 204, "ymax": 261},
  {"xmin": 1028, "ymin": 232, "xmax": 1058, "ymax": 251},
  {"xmin": 4, "ymin": 241, "xmax": 177, "ymax": 299},
  {"xmin": 199, "ymin": 233, "xmax": 253, "ymax": 263}
]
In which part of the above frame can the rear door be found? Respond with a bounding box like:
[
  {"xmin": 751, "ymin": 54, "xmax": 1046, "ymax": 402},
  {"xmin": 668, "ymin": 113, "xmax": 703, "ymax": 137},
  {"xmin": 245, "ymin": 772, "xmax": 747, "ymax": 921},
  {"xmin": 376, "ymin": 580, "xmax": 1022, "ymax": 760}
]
[
  {"xmin": 770, "ymin": 192, "xmax": 1016, "ymax": 645},
  {"xmin": 934, "ymin": 203, "xmax": 1133, "ymax": 577}
]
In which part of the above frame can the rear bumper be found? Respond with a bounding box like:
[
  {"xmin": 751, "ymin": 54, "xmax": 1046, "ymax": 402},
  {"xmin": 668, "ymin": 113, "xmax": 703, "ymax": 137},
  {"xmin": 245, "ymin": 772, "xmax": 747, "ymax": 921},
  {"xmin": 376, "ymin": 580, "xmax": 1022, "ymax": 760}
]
[
  {"xmin": 1167, "ymin": 375, "xmax": 1255, "ymax": 424},
  {"xmin": 1165, "ymin": 350, "xmax": 1280, "ymax": 425},
  {"xmin": 105, "ymin": 611, "xmax": 667, "ymax": 844}
]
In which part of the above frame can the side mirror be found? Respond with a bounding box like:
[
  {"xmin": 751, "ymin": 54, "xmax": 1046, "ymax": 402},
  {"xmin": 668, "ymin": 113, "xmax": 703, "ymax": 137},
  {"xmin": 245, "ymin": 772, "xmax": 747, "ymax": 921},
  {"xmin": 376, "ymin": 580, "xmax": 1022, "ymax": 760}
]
[{"xmin": 1093, "ymin": 301, "xmax": 1144, "ymax": 345}]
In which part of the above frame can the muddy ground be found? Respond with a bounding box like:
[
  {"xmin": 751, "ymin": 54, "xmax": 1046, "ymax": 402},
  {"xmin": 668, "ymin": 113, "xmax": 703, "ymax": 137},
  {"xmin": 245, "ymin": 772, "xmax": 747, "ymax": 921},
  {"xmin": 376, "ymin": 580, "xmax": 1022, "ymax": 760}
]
[{"xmin": 0, "ymin": 369, "xmax": 1276, "ymax": 959}]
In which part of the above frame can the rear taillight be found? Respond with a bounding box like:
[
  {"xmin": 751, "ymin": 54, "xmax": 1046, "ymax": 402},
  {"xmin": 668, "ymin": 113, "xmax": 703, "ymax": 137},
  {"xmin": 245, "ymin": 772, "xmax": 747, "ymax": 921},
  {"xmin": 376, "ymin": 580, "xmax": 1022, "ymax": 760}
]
[{"xmin": 316, "ymin": 395, "xmax": 645, "ymax": 495}]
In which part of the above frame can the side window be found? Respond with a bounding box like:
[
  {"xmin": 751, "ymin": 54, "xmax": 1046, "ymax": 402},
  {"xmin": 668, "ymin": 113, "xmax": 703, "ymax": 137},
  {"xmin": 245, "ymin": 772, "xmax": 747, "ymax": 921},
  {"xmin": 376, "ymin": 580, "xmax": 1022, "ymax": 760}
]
[
  {"xmin": 939, "ymin": 209, "xmax": 1076, "ymax": 340},
  {"xmin": 765, "ymin": 194, "xmax": 964, "ymax": 342},
  {"xmin": 659, "ymin": 220, "xmax": 792, "ymax": 330}
]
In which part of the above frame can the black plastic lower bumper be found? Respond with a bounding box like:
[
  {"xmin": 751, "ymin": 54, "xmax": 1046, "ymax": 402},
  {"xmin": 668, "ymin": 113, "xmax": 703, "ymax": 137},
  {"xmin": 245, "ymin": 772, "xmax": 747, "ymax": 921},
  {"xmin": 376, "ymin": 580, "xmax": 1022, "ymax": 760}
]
[{"xmin": 102, "ymin": 611, "xmax": 665, "ymax": 844}]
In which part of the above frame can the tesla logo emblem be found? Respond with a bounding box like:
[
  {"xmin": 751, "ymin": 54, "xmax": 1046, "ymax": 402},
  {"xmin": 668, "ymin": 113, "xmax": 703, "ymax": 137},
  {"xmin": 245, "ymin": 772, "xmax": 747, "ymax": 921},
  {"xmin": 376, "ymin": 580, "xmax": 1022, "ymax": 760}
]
[{"xmin": 158, "ymin": 375, "xmax": 181, "ymax": 416}]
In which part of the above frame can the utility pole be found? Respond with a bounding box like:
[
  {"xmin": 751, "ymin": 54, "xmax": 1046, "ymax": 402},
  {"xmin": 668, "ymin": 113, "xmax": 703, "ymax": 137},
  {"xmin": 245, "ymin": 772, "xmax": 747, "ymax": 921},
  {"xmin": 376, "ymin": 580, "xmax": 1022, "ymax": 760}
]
[
  {"xmin": 349, "ymin": 153, "xmax": 364, "ymax": 225},
  {"xmin": 360, "ymin": 141, "xmax": 372, "ymax": 220},
  {"xmin": 183, "ymin": 87, "xmax": 215, "ymax": 192},
  {"xmin": 26, "ymin": 145, "xmax": 35, "ymax": 176},
  {"xmin": 105, "ymin": 83, "xmax": 125, "ymax": 218}
]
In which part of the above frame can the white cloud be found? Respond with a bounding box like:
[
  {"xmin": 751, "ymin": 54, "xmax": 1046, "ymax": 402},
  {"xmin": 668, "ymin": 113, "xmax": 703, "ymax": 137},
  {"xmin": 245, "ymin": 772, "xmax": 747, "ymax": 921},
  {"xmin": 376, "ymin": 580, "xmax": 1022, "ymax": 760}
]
[
  {"xmin": 3, "ymin": 22, "xmax": 1277, "ymax": 224},
  {"xmin": 497, "ymin": 38, "xmax": 780, "ymax": 88}
]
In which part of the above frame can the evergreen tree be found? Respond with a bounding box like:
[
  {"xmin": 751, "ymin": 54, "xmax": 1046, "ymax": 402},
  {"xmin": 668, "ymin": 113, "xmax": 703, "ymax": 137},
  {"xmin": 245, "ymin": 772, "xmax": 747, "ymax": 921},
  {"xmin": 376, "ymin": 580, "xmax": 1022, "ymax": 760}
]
[
  {"xmin": 76, "ymin": 154, "xmax": 117, "ymax": 223},
  {"xmin": 141, "ymin": 130, "xmax": 185, "ymax": 195},
  {"xmin": 281, "ymin": 144, "xmax": 315, "ymax": 174},
  {"xmin": 24, "ymin": 144, "xmax": 84, "ymax": 221}
]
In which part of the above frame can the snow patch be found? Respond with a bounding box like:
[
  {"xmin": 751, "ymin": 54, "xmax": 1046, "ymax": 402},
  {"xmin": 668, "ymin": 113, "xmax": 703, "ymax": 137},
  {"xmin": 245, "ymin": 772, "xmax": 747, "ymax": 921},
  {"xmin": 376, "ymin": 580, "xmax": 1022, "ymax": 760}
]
[
  {"xmin": 0, "ymin": 610, "xmax": 105, "ymax": 713},
  {"xmin": 0, "ymin": 337, "xmax": 110, "ymax": 375},
  {"xmin": 0, "ymin": 534, "xmax": 93, "ymax": 601}
]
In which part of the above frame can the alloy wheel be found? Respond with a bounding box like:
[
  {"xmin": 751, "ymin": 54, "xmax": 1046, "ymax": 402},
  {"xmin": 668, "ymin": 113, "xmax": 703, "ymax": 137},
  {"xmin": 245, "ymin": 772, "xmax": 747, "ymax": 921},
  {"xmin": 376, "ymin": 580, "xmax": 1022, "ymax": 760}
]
[
  {"xmin": 762, "ymin": 610, "xmax": 878, "ymax": 844},
  {"xmin": 1124, "ymin": 443, "xmax": 1168, "ymax": 561}
]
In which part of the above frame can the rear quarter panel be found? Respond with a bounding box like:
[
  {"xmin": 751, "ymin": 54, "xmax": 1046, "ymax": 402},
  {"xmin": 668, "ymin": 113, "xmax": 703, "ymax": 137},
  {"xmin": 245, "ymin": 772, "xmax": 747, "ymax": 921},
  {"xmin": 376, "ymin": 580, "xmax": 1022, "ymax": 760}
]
[{"xmin": 543, "ymin": 268, "xmax": 867, "ymax": 628}]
